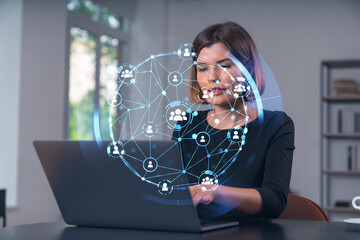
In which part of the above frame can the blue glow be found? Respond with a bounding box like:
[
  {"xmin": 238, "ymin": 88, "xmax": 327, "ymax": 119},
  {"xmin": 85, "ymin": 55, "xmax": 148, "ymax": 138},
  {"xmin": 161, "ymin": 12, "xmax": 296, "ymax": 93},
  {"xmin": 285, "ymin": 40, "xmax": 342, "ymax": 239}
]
[
  {"xmin": 93, "ymin": 107, "xmax": 102, "ymax": 148},
  {"xmin": 106, "ymin": 44, "xmax": 271, "ymax": 198},
  {"xmin": 169, "ymin": 101, "xmax": 181, "ymax": 108}
]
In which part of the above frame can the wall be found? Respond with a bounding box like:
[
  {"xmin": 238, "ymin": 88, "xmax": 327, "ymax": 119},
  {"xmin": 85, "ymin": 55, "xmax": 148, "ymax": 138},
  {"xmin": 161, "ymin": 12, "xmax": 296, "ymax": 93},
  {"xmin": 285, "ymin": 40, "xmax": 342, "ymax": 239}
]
[
  {"xmin": 6, "ymin": 0, "xmax": 68, "ymax": 226},
  {"xmin": 0, "ymin": 0, "xmax": 22, "ymax": 209}
]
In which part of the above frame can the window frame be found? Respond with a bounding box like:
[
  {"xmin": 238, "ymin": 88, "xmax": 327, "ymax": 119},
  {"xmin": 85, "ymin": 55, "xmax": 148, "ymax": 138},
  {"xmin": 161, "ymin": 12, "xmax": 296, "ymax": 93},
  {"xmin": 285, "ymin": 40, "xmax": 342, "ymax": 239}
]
[{"xmin": 64, "ymin": 7, "xmax": 130, "ymax": 140}]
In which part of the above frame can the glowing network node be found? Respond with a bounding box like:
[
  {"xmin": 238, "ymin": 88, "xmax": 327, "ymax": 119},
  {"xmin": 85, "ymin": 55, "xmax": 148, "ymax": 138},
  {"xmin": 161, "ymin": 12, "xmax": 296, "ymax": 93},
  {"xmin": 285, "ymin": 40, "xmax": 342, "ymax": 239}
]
[
  {"xmin": 227, "ymin": 128, "xmax": 243, "ymax": 144},
  {"xmin": 165, "ymin": 101, "xmax": 192, "ymax": 130},
  {"xmin": 231, "ymin": 78, "xmax": 251, "ymax": 98},
  {"xmin": 143, "ymin": 122, "xmax": 157, "ymax": 137},
  {"xmin": 178, "ymin": 43, "xmax": 195, "ymax": 60},
  {"xmin": 143, "ymin": 157, "xmax": 158, "ymax": 172},
  {"xmin": 107, "ymin": 92, "xmax": 122, "ymax": 107},
  {"xmin": 157, "ymin": 179, "xmax": 173, "ymax": 195},
  {"xmin": 195, "ymin": 132, "xmax": 210, "ymax": 147},
  {"xmin": 198, "ymin": 171, "xmax": 219, "ymax": 192},
  {"xmin": 107, "ymin": 141, "xmax": 125, "ymax": 158},
  {"xmin": 117, "ymin": 63, "xmax": 137, "ymax": 85},
  {"xmin": 168, "ymin": 71, "xmax": 183, "ymax": 86}
]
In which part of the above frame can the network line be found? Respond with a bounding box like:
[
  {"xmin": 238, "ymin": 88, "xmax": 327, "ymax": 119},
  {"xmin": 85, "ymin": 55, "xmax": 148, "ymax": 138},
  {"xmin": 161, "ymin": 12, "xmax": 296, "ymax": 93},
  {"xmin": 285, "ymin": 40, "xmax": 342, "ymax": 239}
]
[{"xmin": 106, "ymin": 43, "xmax": 262, "ymax": 196}]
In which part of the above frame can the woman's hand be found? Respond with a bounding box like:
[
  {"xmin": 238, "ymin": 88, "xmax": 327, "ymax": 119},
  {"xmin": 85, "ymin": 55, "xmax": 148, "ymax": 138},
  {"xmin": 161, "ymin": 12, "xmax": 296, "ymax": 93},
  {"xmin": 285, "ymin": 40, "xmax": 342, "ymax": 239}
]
[
  {"xmin": 189, "ymin": 185, "xmax": 263, "ymax": 215},
  {"xmin": 189, "ymin": 185, "xmax": 219, "ymax": 207}
]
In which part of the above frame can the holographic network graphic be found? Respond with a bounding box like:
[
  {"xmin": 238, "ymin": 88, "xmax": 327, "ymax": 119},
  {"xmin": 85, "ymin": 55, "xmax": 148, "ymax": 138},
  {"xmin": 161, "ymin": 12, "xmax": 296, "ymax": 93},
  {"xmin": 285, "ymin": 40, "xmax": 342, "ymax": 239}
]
[{"xmin": 106, "ymin": 43, "xmax": 263, "ymax": 196}]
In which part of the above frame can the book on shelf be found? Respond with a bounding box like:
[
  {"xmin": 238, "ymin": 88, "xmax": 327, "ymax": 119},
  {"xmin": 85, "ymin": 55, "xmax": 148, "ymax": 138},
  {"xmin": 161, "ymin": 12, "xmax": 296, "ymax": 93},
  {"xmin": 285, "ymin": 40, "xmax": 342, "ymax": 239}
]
[
  {"xmin": 337, "ymin": 109, "xmax": 360, "ymax": 133},
  {"xmin": 347, "ymin": 145, "xmax": 360, "ymax": 170},
  {"xmin": 333, "ymin": 78, "xmax": 358, "ymax": 95}
]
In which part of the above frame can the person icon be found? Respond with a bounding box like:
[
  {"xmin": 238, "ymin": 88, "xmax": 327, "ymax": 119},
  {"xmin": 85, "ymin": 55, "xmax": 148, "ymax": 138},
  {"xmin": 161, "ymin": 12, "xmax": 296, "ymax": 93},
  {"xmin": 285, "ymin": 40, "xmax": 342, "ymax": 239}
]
[
  {"xmin": 202, "ymin": 90, "xmax": 209, "ymax": 99},
  {"xmin": 200, "ymin": 135, "xmax": 206, "ymax": 143},
  {"xmin": 113, "ymin": 145, "xmax": 119, "ymax": 155},
  {"xmin": 181, "ymin": 111, "xmax": 187, "ymax": 120},
  {"xmin": 146, "ymin": 125, "xmax": 153, "ymax": 134},
  {"xmin": 112, "ymin": 95, "xmax": 117, "ymax": 103},
  {"xmin": 174, "ymin": 109, "xmax": 183, "ymax": 121},
  {"xmin": 202, "ymin": 176, "xmax": 212, "ymax": 185},
  {"xmin": 121, "ymin": 69, "xmax": 133, "ymax": 78},
  {"xmin": 172, "ymin": 75, "xmax": 178, "ymax": 82},
  {"xmin": 233, "ymin": 131, "xmax": 240, "ymax": 140},
  {"xmin": 183, "ymin": 48, "xmax": 191, "ymax": 57},
  {"xmin": 148, "ymin": 161, "xmax": 154, "ymax": 169},
  {"xmin": 162, "ymin": 183, "xmax": 169, "ymax": 192},
  {"xmin": 205, "ymin": 177, "xmax": 210, "ymax": 184},
  {"xmin": 169, "ymin": 111, "xmax": 175, "ymax": 121},
  {"xmin": 240, "ymin": 85, "xmax": 247, "ymax": 93}
]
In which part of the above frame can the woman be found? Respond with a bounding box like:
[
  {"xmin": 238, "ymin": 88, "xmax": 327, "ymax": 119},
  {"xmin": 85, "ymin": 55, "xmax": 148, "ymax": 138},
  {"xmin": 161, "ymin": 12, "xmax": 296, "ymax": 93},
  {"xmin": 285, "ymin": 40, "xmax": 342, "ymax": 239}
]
[{"xmin": 172, "ymin": 22, "xmax": 295, "ymax": 220}]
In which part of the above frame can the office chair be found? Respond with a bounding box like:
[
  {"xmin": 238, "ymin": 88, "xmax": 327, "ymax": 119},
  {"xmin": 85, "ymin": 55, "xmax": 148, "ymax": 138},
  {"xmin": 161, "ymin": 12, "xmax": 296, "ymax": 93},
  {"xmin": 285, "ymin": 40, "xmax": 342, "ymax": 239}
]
[
  {"xmin": 0, "ymin": 189, "xmax": 6, "ymax": 227},
  {"xmin": 277, "ymin": 193, "xmax": 329, "ymax": 221}
]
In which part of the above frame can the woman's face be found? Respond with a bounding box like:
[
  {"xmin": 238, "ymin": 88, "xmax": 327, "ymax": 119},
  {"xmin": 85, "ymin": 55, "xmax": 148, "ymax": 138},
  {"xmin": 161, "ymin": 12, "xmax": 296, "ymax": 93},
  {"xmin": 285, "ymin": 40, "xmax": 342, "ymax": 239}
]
[{"xmin": 196, "ymin": 43, "xmax": 241, "ymax": 107}]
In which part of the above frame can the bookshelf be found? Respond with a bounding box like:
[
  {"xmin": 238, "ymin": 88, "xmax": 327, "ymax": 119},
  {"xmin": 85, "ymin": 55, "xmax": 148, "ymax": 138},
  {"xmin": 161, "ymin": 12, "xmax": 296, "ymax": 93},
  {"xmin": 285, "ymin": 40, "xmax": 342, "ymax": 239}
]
[
  {"xmin": 323, "ymin": 133, "xmax": 360, "ymax": 139},
  {"xmin": 323, "ymin": 95, "xmax": 360, "ymax": 102},
  {"xmin": 320, "ymin": 59, "xmax": 360, "ymax": 220},
  {"xmin": 322, "ymin": 170, "xmax": 360, "ymax": 175},
  {"xmin": 325, "ymin": 206, "xmax": 359, "ymax": 213}
]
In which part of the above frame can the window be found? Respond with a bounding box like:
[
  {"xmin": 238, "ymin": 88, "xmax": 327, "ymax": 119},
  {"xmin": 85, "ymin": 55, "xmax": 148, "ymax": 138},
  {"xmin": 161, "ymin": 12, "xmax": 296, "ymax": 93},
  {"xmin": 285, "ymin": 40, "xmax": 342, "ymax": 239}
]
[{"xmin": 66, "ymin": 0, "xmax": 129, "ymax": 140}]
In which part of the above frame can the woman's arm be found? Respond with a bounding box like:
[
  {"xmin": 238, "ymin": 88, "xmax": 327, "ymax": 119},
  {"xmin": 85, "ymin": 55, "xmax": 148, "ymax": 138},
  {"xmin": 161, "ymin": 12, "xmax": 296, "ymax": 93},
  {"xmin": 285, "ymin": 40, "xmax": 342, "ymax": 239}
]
[
  {"xmin": 190, "ymin": 112, "xmax": 295, "ymax": 218},
  {"xmin": 190, "ymin": 185, "xmax": 262, "ymax": 215}
]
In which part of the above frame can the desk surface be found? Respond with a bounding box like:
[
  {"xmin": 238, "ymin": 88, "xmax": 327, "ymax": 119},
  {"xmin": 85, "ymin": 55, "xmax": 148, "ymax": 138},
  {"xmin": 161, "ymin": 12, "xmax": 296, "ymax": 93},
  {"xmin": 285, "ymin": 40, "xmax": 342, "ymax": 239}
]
[{"xmin": 0, "ymin": 219, "xmax": 359, "ymax": 240}]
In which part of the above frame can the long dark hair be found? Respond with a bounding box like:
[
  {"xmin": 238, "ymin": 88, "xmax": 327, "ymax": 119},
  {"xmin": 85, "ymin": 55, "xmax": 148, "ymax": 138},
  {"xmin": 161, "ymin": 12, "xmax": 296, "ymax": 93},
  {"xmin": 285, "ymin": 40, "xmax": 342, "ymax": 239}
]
[{"xmin": 189, "ymin": 22, "xmax": 265, "ymax": 103}]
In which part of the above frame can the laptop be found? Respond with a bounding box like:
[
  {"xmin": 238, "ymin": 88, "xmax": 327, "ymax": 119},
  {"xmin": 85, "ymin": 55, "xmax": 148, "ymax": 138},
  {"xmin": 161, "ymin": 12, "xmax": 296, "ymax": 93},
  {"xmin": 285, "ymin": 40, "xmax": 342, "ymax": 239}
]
[{"xmin": 33, "ymin": 140, "xmax": 239, "ymax": 232}]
